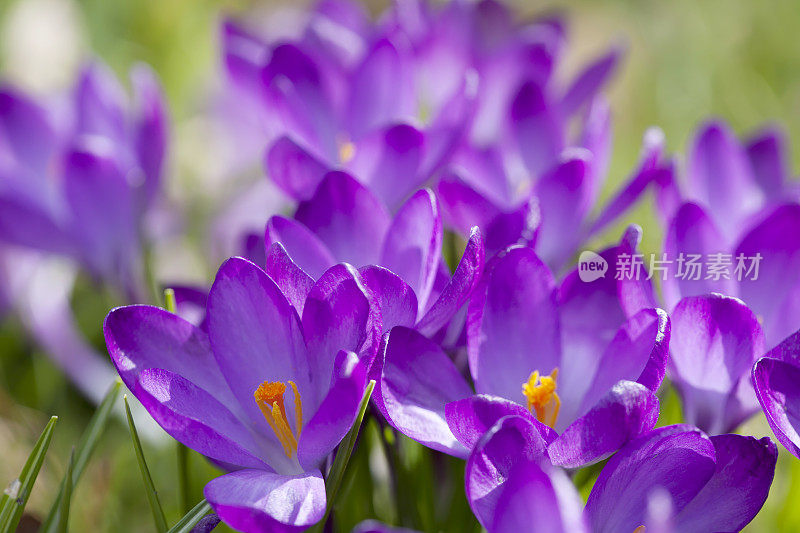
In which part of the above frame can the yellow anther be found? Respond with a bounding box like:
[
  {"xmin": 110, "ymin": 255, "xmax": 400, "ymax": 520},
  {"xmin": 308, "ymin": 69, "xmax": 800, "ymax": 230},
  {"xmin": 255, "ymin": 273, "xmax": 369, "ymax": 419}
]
[
  {"xmin": 254, "ymin": 381, "xmax": 303, "ymax": 458},
  {"xmin": 633, "ymin": 527, "xmax": 646, "ymax": 533},
  {"xmin": 522, "ymin": 368, "xmax": 561, "ymax": 428},
  {"xmin": 339, "ymin": 140, "xmax": 356, "ymax": 164}
]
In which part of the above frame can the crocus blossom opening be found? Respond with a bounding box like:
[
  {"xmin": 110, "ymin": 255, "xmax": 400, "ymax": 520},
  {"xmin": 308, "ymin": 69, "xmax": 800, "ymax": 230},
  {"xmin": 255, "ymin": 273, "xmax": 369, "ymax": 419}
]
[
  {"xmin": 253, "ymin": 380, "xmax": 303, "ymax": 458},
  {"xmin": 522, "ymin": 368, "xmax": 561, "ymax": 427}
]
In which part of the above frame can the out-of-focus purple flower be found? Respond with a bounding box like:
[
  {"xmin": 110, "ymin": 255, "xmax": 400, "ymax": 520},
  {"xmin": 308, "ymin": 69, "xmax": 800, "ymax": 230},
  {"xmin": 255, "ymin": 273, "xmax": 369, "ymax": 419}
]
[
  {"xmin": 657, "ymin": 120, "xmax": 796, "ymax": 242},
  {"xmin": 378, "ymin": 227, "xmax": 669, "ymax": 466},
  {"xmin": 753, "ymin": 328, "xmax": 800, "ymax": 459},
  {"xmin": 0, "ymin": 61, "xmax": 167, "ymax": 401},
  {"xmin": 466, "ymin": 418, "xmax": 776, "ymax": 533},
  {"xmin": 105, "ymin": 256, "xmax": 378, "ymax": 531},
  {"xmin": 0, "ymin": 61, "xmax": 167, "ymax": 296},
  {"xmin": 656, "ymin": 121, "xmax": 800, "ymax": 346},
  {"xmin": 224, "ymin": 4, "xmax": 469, "ymax": 213},
  {"xmin": 668, "ymin": 294, "xmax": 765, "ymax": 435}
]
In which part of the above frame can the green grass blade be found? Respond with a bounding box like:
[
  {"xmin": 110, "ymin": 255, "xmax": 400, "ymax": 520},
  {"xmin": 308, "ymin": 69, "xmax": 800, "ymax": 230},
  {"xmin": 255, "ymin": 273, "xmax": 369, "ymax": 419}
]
[
  {"xmin": 0, "ymin": 415, "xmax": 58, "ymax": 533},
  {"xmin": 310, "ymin": 380, "xmax": 375, "ymax": 533},
  {"xmin": 54, "ymin": 448, "xmax": 75, "ymax": 533},
  {"xmin": 166, "ymin": 499, "xmax": 213, "ymax": 533},
  {"xmin": 124, "ymin": 395, "xmax": 168, "ymax": 533},
  {"xmin": 40, "ymin": 378, "xmax": 121, "ymax": 532}
]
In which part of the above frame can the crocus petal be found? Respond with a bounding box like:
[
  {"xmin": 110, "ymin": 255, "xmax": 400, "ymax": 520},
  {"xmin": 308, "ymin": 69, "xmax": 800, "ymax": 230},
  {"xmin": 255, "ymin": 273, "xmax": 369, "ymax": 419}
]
[
  {"xmin": 753, "ymin": 357, "xmax": 800, "ymax": 458},
  {"xmin": 569, "ymin": 308, "xmax": 669, "ymax": 423},
  {"xmin": 468, "ymin": 246, "xmax": 560, "ymax": 401},
  {"xmin": 380, "ymin": 326, "xmax": 472, "ymax": 456},
  {"xmin": 686, "ymin": 121, "xmax": 763, "ymax": 241},
  {"xmin": 746, "ymin": 127, "xmax": 788, "ymax": 198},
  {"xmin": 205, "ymin": 469, "xmax": 326, "ymax": 533},
  {"xmin": 136, "ymin": 368, "xmax": 268, "ymax": 469},
  {"xmin": 221, "ymin": 19, "xmax": 270, "ymax": 96},
  {"xmin": 661, "ymin": 202, "xmax": 734, "ymax": 309},
  {"xmin": 346, "ymin": 38, "xmax": 415, "ymax": 139},
  {"xmin": 265, "ymin": 215, "xmax": 336, "ymax": 280},
  {"xmin": 466, "ymin": 415, "xmax": 551, "ymax": 529},
  {"xmin": 416, "ymin": 226, "xmax": 485, "ymax": 336},
  {"xmin": 735, "ymin": 203, "xmax": 800, "ymax": 347},
  {"xmin": 560, "ymin": 46, "xmax": 622, "ymax": 117},
  {"xmin": 490, "ymin": 461, "xmax": 588, "ymax": 533},
  {"xmin": 584, "ymin": 425, "xmax": 716, "ymax": 533},
  {"xmin": 265, "ymin": 136, "xmax": 330, "ymax": 201},
  {"xmin": 264, "ymin": 242, "xmax": 314, "ymax": 317},
  {"xmin": 63, "ymin": 142, "xmax": 138, "ymax": 285},
  {"xmin": 302, "ymin": 264, "xmax": 375, "ymax": 405},
  {"xmin": 74, "ymin": 62, "xmax": 128, "ymax": 142},
  {"xmin": 104, "ymin": 305, "xmax": 228, "ymax": 402},
  {"xmin": 297, "ymin": 350, "xmax": 367, "ymax": 470},
  {"xmin": 511, "ymin": 79, "xmax": 563, "ymax": 177},
  {"xmin": 166, "ymin": 285, "xmax": 209, "ymax": 330},
  {"xmin": 261, "ymin": 43, "xmax": 337, "ymax": 156},
  {"xmin": 359, "ymin": 265, "xmax": 418, "ymax": 330},
  {"xmin": 558, "ymin": 228, "xmax": 657, "ymax": 398},
  {"xmin": 534, "ymin": 153, "xmax": 591, "ymax": 269},
  {"xmin": 549, "ymin": 380, "xmax": 660, "ymax": 468},
  {"xmin": 349, "ymin": 123, "xmax": 426, "ymax": 210},
  {"xmin": 673, "ymin": 434, "xmax": 776, "ymax": 532},
  {"xmin": 587, "ymin": 128, "xmax": 664, "ymax": 238},
  {"xmin": 207, "ymin": 257, "xmax": 312, "ymax": 426},
  {"xmin": 130, "ymin": 63, "xmax": 167, "ymax": 208},
  {"xmin": 669, "ymin": 294, "xmax": 765, "ymax": 434},
  {"xmin": 294, "ymin": 171, "xmax": 391, "ymax": 266},
  {"xmin": 380, "ymin": 188, "xmax": 442, "ymax": 311},
  {"xmin": 0, "ymin": 88, "xmax": 57, "ymax": 175},
  {"xmin": 0, "ymin": 194, "xmax": 74, "ymax": 255},
  {"xmin": 446, "ymin": 395, "xmax": 557, "ymax": 452},
  {"xmin": 580, "ymin": 98, "xmax": 612, "ymax": 204}
]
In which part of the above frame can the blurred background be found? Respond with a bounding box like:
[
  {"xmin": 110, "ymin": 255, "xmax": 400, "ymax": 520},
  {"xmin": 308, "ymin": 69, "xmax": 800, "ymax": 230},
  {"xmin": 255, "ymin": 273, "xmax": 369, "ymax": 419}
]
[{"xmin": 0, "ymin": 0, "xmax": 799, "ymax": 531}]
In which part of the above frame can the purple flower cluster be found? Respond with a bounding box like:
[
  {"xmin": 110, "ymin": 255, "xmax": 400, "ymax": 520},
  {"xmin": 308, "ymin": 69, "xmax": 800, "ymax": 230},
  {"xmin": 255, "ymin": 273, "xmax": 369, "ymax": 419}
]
[{"xmin": 3, "ymin": 0, "xmax": 800, "ymax": 531}]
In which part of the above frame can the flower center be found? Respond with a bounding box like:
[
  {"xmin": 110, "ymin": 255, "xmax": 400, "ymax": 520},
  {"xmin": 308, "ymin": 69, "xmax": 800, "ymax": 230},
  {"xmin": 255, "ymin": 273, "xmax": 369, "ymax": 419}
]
[
  {"xmin": 633, "ymin": 527, "xmax": 646, "ymax": 533},
  {"xmin": 253, "ymin": 381, "xmax": 303, "ymax": 458},
  {"xmin": 522, "ymin": 368, "xmax": 561, "ymax": 428},
  {"xmin": 339, "ymin": 140, "xmax": 356, "ymax": 164}
]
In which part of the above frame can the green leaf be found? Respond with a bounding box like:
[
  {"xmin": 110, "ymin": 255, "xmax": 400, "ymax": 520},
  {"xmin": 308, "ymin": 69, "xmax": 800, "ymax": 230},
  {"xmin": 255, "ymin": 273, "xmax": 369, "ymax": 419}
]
[
  {"xmin": 41, "ymin": 379, "xmax": 121, "ymax": 532},
  {"xmin": 54, "ymin": 448, "xmax": 75, "ymax": 533},
  {"xmin": 0, "ymin": 415, "xmax": 58, "ymax": 533},
  {"xmin": 310, "ymin": 380, "xmax": 375, "ymax": 533},
  {"xmin": 124, "ymin": 395, "xmax": 168, "ymax": 533},
  {"xmin": 166, "ymin": 499, "xmax": 213, "ymax": 533}
]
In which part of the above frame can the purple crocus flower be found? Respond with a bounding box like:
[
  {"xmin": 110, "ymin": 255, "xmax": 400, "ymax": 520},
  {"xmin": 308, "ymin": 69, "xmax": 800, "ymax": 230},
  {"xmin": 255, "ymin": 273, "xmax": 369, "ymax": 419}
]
[
  {"xmin": 466, "ymin": 416, "xmax": 776, "ymax": 533},
  {"xmin": 667, "ymin": 294, "xmax": 765, "ymax": 435},
  {"xmin": 105, "ymin": 256, "xmax": 378, "ymax": 531},
  {"xmin": 224, "ymin": 7, "xmax": 468, "ymax": 213},
  {"xmin": 0, "ymin": 61, "xmax": 167, "ymax": 401},
  {"xmin": 657, "ymin": 120, "xmax": 796, "ymax": 244},
  {"xmin": 378, "ymin": 227, "xmax": 669, "ymax": 466},
  {"xmin": 264, "ymin": 171, "xmax": 485, "ymax": 343},
  {"xmin": 0, "ymin": 61, "xmax": 167, "ymax": 295},
  {"xmin": 753, "ymin": 328, "xmax": 800, "ymax": 459},
  {"xmin": 655, "ymin": 121, "xmax": 800, "ymax": 346}
]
